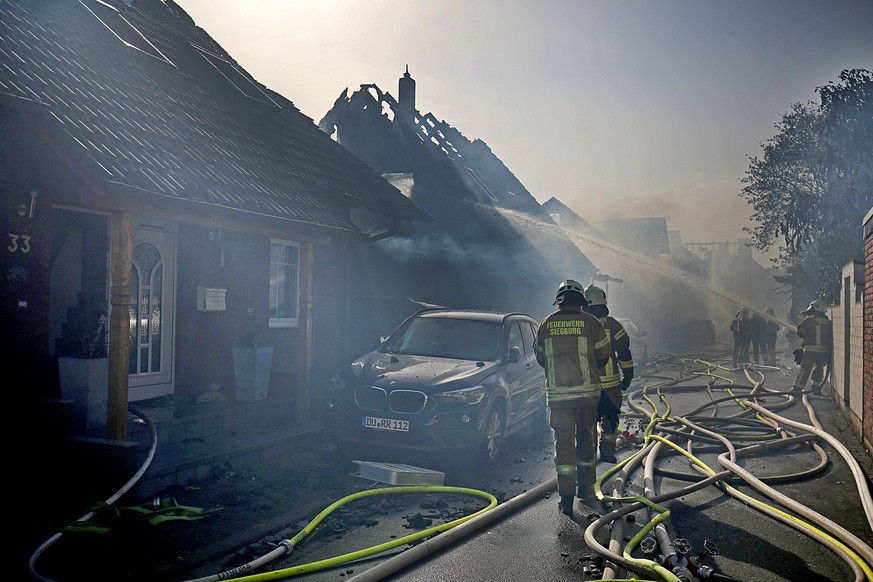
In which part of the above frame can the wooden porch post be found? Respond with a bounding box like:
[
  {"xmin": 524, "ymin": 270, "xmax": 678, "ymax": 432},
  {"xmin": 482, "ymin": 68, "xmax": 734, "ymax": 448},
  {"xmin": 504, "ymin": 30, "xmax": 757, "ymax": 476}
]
[
  {"xmin": 107, "ymin": 211, "xmax": 132, "ymax": 440},
  {"xmin": 296, "ymin": 241, "xmax": 314, "ymax": 423}
]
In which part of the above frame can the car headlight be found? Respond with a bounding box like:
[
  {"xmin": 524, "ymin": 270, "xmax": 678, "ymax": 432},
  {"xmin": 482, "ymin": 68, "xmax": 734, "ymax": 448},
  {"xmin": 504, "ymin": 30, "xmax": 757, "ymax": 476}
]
[{"xmin": 433, "ymin": 385, "xmax": 487, "ymax": 405}]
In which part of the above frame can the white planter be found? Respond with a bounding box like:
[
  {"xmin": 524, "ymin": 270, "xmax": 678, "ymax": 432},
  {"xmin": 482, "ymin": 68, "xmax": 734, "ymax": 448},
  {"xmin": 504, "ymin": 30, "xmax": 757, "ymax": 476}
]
[
  {"xmin": 58, "ymin": 357, "xmax": 109, "ymax": 432},
  {"xmin": 232, "ymin": 346, "xmax": 273, "ymax": 401}
]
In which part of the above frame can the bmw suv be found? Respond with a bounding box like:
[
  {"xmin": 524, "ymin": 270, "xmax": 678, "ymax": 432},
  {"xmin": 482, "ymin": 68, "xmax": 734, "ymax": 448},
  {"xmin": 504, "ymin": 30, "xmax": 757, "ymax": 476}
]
[{"xmin": 324, "ymin": 307, "xmax": 548, "ymax": 463}]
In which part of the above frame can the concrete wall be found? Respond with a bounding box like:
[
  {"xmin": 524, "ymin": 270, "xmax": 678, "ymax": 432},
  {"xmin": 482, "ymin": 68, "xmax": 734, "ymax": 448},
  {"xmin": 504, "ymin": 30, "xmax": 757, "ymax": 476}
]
[
  {"xmin": 863, "ymin": 209, "xmax": 873, "ymax": 451},
  {"xmin": 830, "ymin": 260, "xmax": 865, "ymax": 439}
]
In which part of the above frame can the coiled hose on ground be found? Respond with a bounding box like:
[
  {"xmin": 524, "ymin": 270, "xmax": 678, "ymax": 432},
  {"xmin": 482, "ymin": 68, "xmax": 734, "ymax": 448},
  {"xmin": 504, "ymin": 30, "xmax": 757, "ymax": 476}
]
[
  {"xmin": 583, "ymin": 352, "xmax": 873, "ymax": 581},
  {"xmin": 29, "ymin": 350, "xmax": 870, "ymax": 582},
  {"xmin": 184, "ymin": 485, "xmax": 499, "ymax": 582},
  {"xmin": 27, "ymin": 407, "xmax": 508, "ymax": 582}
]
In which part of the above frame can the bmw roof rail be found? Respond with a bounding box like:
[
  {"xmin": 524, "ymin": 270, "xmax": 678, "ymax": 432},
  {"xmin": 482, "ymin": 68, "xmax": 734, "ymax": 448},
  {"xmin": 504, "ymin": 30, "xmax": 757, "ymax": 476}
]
[{"xmin": 408, "ymin": 299, "xmax": 451, "ymax": 311}]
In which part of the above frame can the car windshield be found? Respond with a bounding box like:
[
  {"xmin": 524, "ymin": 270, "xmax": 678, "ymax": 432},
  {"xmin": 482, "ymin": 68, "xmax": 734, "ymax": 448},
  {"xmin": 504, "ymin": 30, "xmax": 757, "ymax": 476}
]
[{"xmin": 381, "ymin": 317, "xmax": 502, "ymax": 361}]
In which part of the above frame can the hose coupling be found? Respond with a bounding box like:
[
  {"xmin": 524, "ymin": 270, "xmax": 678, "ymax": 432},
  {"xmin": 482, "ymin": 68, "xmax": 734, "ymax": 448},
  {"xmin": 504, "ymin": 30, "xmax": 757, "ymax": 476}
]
[
  {"xmin": 216, "ymin": 563, "xmax": 255, "ymax": 580},
  {"xmin": 278, "ymin": 539, "xmax": 295, "ymax": 554},
  {"xmin": 616, "ymin": 430, "xmax": 637, "ymax": 450},
  {"xmin": 671, "ymin": 565, "xmax": 694, "ymax": 582}
]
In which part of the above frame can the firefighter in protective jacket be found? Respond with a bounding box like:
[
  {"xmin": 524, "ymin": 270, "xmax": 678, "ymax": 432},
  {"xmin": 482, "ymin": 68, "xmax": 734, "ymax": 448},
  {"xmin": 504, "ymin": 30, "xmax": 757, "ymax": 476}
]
[
  {"xmin": 583, "ymin": 284, "xmax": 634, "ymax": 463},
  {"xmin": 791, "ymin": 299, "xmax": 832, "ymax": 395},
  {"xmin": 535, "ymin": 280, "xmax": 611, "ymax": 516}
]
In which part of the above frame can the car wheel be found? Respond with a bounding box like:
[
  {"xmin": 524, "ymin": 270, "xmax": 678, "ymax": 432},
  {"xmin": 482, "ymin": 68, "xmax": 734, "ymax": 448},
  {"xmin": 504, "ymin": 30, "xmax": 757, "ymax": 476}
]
[{"xmin": 480, "ymin": 405, "xmax": 505, "ymax": 463}]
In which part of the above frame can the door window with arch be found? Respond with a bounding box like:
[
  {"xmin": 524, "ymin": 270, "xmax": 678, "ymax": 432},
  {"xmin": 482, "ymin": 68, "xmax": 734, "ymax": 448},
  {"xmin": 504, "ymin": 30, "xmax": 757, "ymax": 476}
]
[{"xmin": 129, "ymin": 242, "xmax": 163, "ymax": 375}]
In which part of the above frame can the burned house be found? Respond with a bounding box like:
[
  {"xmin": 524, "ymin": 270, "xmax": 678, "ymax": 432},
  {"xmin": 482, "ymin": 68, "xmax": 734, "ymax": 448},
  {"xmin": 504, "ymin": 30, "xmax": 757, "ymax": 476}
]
[
  {"xmin": 545, "ymin": 198, "xmax": 785, "ymax": 349},
  {"xmin": 318, "ymin": 68, "xmax": 598, "ymax": 355},
  {"xmin": 2, "ymin": 0, "xmax": 426, "ymax": 495},
  {"xmin": 542, "ymin": 196, "xmax": 607, "ymax": 242}
]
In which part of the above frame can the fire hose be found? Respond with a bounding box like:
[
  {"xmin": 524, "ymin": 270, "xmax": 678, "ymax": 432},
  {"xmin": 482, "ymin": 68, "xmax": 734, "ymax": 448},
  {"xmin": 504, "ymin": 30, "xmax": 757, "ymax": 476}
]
[
  {"xmin": 583, "ymin": 353, "xmax": 873, "ymax": 581},
  {"xmin": 184, "ymin": 485, "xmax": 498, "ymax": 582}
]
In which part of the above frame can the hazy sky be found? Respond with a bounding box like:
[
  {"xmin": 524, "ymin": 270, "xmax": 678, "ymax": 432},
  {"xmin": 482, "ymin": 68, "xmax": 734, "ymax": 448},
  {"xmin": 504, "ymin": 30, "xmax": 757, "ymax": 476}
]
[{"xmin": 175, "ymin": 0, "xmax": 872, "ymax": 258}]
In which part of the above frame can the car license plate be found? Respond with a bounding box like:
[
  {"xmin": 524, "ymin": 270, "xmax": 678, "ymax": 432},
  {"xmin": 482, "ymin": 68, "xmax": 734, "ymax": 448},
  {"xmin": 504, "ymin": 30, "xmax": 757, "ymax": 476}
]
[{"xmin": 363, "ymin": 416, "xmax": 409, "ymax": 432}]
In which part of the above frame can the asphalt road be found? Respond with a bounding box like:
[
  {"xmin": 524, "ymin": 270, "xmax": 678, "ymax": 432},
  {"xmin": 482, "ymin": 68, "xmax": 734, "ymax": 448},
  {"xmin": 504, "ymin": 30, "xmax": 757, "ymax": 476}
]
[{"xmin": 180, "ymin": 348, "xmax": 873, "ymax": 582}]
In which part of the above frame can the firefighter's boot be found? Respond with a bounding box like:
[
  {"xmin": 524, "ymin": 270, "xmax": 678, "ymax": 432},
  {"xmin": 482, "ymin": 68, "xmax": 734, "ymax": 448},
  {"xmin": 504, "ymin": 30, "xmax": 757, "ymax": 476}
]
[
  {"xmin": 559, "ymin": 495, "xmax": 574, "ymax": 516},
  {"xmin": 600, "ymin": 438, "xmax": 618, "ymax": 464}
]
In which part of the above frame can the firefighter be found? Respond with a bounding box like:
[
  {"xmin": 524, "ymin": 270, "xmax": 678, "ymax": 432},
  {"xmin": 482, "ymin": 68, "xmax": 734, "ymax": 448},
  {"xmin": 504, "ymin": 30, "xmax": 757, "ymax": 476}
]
[
  {"xmin": 583, "ymin": 284, "xmax": 634, "ymax": 464},
  {"xmin": 535, "ymin": 279, "xmax": 611, "ymax": 516},
  {"xmin": 762, "ymin": 307, "xmax": 780, "ymax": 366},
  {"xmin": 791, "ymin": 299, "xmax": 832, "ymax": 395},
  {"xmin": 748, "ymin": 310, "xmax": 766, "ymax": 365},
  {"xmin": 730, "ymin": 308, "xmax": 752, "ymax": 367}
]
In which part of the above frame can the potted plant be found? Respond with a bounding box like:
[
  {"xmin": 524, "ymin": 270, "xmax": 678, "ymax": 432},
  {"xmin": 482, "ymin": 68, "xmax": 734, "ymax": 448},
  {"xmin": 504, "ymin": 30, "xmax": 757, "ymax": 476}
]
[
  {"xmin": 57, "ymin": 307, "xmax": 109, "ymax": 432},
  {"xmin": 232, "ymin": 308, "xmax": 273, "ymax": 401}
]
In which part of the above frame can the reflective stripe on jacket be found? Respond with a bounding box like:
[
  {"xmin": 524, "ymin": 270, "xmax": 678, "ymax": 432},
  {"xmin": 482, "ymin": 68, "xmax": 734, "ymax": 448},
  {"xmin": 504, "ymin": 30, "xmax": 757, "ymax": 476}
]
[
  {"xmin": 598, "ymin": 316, "xmax": 634, "ymax": 388},
  {"xmin": 535, "ymin": 308, "xmax": 610, "ymax": 402},
  {"xmin": 797, "ymin": 313, "xmax": 832, "ymax": 355},
  {"xmin": 598, "ymin": 315, "xmax": 627, "ymax": 389}
]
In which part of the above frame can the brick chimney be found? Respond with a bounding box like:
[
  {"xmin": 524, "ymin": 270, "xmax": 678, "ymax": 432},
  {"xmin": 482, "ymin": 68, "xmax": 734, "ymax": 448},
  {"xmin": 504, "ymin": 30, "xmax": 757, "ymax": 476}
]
[{"xmin": 398, "ymin": 65, "xmax": 416, "ymax": 121}]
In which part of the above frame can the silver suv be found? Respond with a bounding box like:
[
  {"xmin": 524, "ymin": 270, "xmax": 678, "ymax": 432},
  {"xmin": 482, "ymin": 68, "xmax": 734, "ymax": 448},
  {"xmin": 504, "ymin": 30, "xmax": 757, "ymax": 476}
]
[{"xmin": 324, "ymin": 307, "xmax": 548, "ymax": 464}]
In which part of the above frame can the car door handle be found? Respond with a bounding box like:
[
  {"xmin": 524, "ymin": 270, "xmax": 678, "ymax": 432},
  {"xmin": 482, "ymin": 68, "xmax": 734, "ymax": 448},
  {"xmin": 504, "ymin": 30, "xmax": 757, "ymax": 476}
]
[{"xmin": 526, "ymin": 363, "xmax": 534, "ymax": 369}]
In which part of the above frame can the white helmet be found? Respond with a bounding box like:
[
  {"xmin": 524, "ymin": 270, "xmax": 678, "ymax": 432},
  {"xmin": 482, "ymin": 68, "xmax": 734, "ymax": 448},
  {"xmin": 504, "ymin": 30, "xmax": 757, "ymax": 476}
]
[
  {"xmin": 806, "ymin": 299, "xmax": 826, "ymax": 313},
  {"xmin": 584, "ymin": 284, "xmax": 607, "ymax": 306},
  {"xmin": 554, "ymin": 279, "xmax": 585, "ymax": 304}
]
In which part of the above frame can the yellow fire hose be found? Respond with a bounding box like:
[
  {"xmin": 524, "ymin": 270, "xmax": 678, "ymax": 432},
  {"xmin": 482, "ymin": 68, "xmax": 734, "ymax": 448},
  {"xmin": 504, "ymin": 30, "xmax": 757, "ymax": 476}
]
[{"xmin": 186, "ymin": 485, "xmax": 498, "ymax": 582}]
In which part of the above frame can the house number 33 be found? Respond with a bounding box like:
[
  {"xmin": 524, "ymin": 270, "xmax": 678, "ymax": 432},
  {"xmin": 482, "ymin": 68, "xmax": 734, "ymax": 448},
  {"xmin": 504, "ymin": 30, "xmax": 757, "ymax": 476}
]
[{"xmin": 7, "ymin": 233, "xmax": 32, "ymax": 254}]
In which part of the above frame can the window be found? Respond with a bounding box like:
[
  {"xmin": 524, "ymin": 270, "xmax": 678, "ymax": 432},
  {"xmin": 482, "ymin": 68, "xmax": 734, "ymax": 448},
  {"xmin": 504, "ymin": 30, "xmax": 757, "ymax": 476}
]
[
  {"xmin": 129, "ymin": 242, "xmax": 163, "ymax": 374},
  {"xmin": 521, "ymin": 321, "xmax": 536, "ymax": 356},
  {"xmin": 381, "ymin": 317, "xmax": 501, "ymax": 361},
  {"xmin": 269, "ymin": 239, "xmax": 299, "ymax": 327},
  {"xmin": 507, "ymin": 322, "xmax": 524, "ymax": 357}
]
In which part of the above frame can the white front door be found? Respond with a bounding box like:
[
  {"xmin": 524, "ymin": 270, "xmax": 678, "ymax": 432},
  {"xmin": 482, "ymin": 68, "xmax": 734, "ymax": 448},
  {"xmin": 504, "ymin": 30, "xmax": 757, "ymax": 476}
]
[{"xmin": 127, "ymin": 218, "xmax": 176, "ymax": 401}]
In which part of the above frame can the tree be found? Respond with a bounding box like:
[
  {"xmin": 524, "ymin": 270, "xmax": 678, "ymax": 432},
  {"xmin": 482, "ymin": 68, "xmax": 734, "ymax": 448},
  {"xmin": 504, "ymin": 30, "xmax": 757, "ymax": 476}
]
[{"xmin": 741, "ymin": 68, "xmax": 872, "ymax": 312}]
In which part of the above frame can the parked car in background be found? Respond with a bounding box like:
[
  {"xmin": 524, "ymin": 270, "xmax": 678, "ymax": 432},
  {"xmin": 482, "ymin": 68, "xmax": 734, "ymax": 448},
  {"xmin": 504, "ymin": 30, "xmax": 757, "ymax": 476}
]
[
  {"xmin": 324, "ymin": 307, "xmax": 548, "ymax": 464},
  {"xmin": 615, "ymin": 317, "xmax": 648, "ymax": 366}
]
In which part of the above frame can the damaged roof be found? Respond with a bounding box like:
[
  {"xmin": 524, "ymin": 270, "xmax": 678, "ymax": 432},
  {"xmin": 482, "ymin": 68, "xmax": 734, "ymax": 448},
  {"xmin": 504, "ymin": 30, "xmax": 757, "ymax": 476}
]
[
  {"xmin": 319, "ymin": 79, "xmax": 597, "ymax": 275},
  {"xmin": 541, "ymin": 196, "xmax": 607, "ymax": 241},
  {"xmin": 0, "ymin": 0, "xmax": 421, "ymax": 233}
]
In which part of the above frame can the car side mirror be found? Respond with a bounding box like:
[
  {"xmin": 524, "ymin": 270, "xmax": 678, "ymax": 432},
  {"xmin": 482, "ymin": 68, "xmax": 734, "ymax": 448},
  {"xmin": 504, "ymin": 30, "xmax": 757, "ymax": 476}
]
[{"xmin": 507, "ymin": 346, "xmax": 522, "ymax": 363}]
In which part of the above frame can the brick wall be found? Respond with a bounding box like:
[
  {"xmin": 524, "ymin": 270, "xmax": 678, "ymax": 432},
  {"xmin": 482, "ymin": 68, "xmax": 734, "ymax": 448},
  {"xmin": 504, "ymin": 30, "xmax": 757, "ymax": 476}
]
[{"xmin": 864, "ymin": 210, "xmax": 873, "ymax": 451}]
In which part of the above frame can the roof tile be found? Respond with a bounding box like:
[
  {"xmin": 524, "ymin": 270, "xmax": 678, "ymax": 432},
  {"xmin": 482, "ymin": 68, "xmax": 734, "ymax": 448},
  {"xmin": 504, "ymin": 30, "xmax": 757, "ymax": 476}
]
[{"xmin": 1, "ymin": 0, "xmax": 422, "ymax": 232}]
